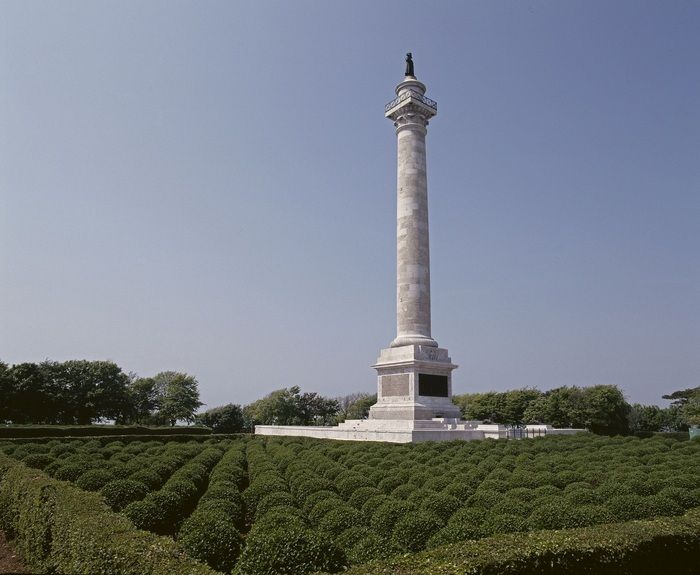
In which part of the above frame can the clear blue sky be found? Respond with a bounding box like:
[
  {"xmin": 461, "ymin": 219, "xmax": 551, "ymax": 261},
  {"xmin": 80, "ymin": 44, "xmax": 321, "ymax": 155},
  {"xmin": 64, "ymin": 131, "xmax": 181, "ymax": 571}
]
[{"xmin": 1, "ymin": 1, "xmax": 698, "ymax": 408}]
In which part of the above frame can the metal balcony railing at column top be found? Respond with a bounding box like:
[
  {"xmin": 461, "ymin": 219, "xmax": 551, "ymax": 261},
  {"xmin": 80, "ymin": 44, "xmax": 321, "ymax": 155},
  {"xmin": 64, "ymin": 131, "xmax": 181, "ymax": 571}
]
[{"xmin": 385, "ymin": 90, "xmax": 437, "ymax": 113}]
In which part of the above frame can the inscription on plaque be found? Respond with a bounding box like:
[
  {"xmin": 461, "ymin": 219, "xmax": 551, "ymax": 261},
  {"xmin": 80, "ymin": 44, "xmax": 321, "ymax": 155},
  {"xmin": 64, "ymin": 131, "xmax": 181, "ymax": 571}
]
[
  {"xmin": 418, "ymin": 374, "xmax": 448, "ymax": 397},
  {"xmin": 381, "ymin": 374, "xmax": 410, "ymax": 396}
]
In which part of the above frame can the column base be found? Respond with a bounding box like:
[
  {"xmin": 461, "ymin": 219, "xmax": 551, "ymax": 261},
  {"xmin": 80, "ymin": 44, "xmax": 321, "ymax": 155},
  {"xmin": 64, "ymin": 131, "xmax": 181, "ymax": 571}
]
[
  {"xmin": 390, "ymin": 334, "xmax": 438, "ymax": 348},
  {"xmin": 369, "ymin": 344, "xmax": 460, "ymax": 421}
]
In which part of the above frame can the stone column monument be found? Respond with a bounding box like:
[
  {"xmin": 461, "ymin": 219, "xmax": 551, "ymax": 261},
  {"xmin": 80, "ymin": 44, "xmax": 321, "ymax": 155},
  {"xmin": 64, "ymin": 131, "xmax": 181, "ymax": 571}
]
[{"xmin": 368, "ymin": 54, "xmax": 461, "ymax": 421}]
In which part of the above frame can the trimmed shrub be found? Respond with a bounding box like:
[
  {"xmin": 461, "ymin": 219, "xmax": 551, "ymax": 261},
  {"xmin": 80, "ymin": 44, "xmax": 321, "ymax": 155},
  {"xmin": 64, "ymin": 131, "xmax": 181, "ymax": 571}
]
[
  {"xmin": 251, "ymin": 508, "xmax": 307, "ymax": 535},
  {"xmin": 318, "ymin": 506, "xmax": 363, "ymax": 538},
  {"xmin": 347, "ymin": 533, "xmax": 396, "ymax": 565},
  {"xmin": 129, "ymin": 468, "xmax": 162, "ymax": 491},
  {"xmin": 370, "ymin": 500, "xmax": 416, "ymax": 538},
  {"xmin": 336, "ymin": 474, "xmax": 373, "ymax": 499},
  {"xmin": 390, "ymin": 483, "xmax": 415, "ymax": 499},
  {"xmin": 123, "ymin": 498, "xmax": 160, "ymax": 530},
  {"xmin": 528, "ymin": 501, "xmax": 588, "ymax": 530},
  {"xmin": 53, "ymin": 463, "xmax": 89, "ymax": 482},
  {"xmin": 467, "ymin": 489, "xmax": 502, "ymax": 509},
  {"xmin": 178, "ymin": 509, "xmax": 243, "ymax": 572},
  {"xmin": 21, "ymin": 454, "xmax": 54, "ymax": 470},
  {"xmin": 233, "ymin": 526, "xmax": 346, "ymax": 575},
  {"xmin": 419, "ymin": 492, "xmax": 460, "ymax": 524},
  {"xmin": 348, "ymin": 486, "xmax": 382, "ymax": 509},
  {"xmin": 361, "ymin": 494, "xmax": 389, "ymax": 517},
  {"xmin": 302, "ymin": 489, "xmax": 340, "ymax": 514},
  {"xmin": 391, "ymin": 511, "xmax": 443, "ymax": 552},
  {"xmin": 75, "ymin": 468, "xmax": 114, "ymax": 491},
  {"xmin": 255, "ymin": 491, "xmax": 297, "ymax": 519},
  {"xmin": 480, "ymin": 513, "xmax": 528, "ymax": 536},
  {"xmin": 309, "ymin": 497, "xmax": 345, "ymax": 526},
  {"xmin": 100, "ymin": 479, "xmax": 148, "ymax": 511}
]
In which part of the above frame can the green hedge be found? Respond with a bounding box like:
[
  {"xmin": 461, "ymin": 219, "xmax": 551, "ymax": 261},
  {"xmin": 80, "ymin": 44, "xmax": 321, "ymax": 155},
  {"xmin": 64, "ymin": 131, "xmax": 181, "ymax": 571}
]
[
  {"xmin": 0, "ymin": 425, "xmax": 215, "ymax": 438},
  {"xmin": 0, "ymin": 453, "xmax": 217, "ymax": 575},
  {"xmin": 335, "ymin": 507, "xmax": 700, "ymax": 575}
]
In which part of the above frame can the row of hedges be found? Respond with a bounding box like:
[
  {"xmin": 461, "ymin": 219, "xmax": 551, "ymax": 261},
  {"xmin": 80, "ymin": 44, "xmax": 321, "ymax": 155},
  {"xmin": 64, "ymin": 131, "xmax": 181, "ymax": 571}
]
[
  {"xmin": 123, "ymin": 444, "xmax": 225, "ymax": 534},
  {"xmin": 0, "ymin": 425, "xmax": 214, "ymax": 438},
  {"xmin": 0, "ymin": 452, "xmax": 217, "ymax": 575},
  {"xmin": 336, "ymin": 507, "xmax": 700, "ymax": 575},
  {"xmin": 177, "ymin": 441, "xmax": 248, "ymax": 571},
  {"xmin": 242, "ymin": 435, "xmax": 700, "ymax": 570},
  {"xmin": 233, "ymin": 441, "xmax": 347, "ymax": 575}
]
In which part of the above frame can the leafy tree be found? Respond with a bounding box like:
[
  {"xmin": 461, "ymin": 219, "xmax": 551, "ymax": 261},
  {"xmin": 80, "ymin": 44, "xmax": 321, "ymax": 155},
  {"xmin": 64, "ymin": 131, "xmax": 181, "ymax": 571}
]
[
  {"xmin": 345, "ymin": 394, "xmax": 376, "ymax": 420},
  {"xmin": 662, "ymin": 386, "xmax": 700, "ymax": 407},
  {"xmin": 244, "ymin": 386, "xmax": 339, "ymax": 427},
  {"xmin": 8, "ymin": 361, "xmax": 64, "ymax": 424},
  {"xmin": 679, "ymin": 389, "xmax": 700, "ymax": 427},
  {"xmin": 523, "ymin": 385, "xmax": 630, "ymax": 435},
  {"xmin": 125, "ymin": 376, "xmax": 160, "ymax": 424},
  {"xmin": 57, "ymin": 360, "xmax": 131, "ymax": 424},
  {"xmin": 628, "ymin": 404, "xmax": 669, "ymax": 433},
  {"xmin": 0, "ymin": 361, "xmax": 15, "ymax": 423},
  {"xmin": 453, "ymin": 389, "xmax": 542, "ymax": 425},
  {"xmin": 195, "ymin": 404, "xmax": 245, "ymax": 433},
  {"xmin": 153, "ymin": 371, "xmax": 202, "ymax": 426}
]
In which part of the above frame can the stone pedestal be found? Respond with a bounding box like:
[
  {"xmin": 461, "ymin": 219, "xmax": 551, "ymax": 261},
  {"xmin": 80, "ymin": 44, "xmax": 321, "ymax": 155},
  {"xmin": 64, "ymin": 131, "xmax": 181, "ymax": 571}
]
[{"xmin": 369, "ymin": 344, "xmax": 461, "ymax": 420}]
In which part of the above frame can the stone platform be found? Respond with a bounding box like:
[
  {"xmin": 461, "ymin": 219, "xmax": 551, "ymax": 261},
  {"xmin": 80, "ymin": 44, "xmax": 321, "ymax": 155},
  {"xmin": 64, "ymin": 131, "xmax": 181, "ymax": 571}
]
[{"xmin": 255, "ymin": 419, "xmax": 584, "ymax": 444}]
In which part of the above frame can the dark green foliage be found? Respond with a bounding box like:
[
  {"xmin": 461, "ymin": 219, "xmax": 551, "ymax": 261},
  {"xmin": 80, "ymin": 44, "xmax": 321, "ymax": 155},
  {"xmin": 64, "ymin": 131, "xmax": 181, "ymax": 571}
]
[
  {"xmin": 336, "ymin": 474, "xmax": 373, "ymax": 498},
  {"xmin": 195, "ymin": 403, "xmax": 246, "ymax": 433},
  {"xmin": 528, "ymin": 501, "xmax": 588, "ymax": 530},
  {"xmin": 0, "ymin": 453, "xmax": 217, "ymax": 575},
  {"xmin": 75, "ymin": 468, "xmax": 114, "ymax": 491},
  {"xmin": 99, "ymin": 479, "xmax": 148, "ymax": 511},
  {"xmin": 233, "ymin": 526, "xmax": 346, "ymax": 575},
  {"xmin": 256, "ymin": 491, "xmax": 296, "ymax": 519},
  {"xmin": 348, "ymin": 486, "xmax": 382, "ymax": 509},
  {"xmin": 343, "ymin": 507, "xmax": 700, "ymax": 575},
  {"xmin": 309, "ymin": 497, "xmax": 345, "ymax": 525},
  {"xmin": 178, "ymin": 509, "xmax": 243, "ymax": 572},
  {"xmin": 53, "ymin": 462, "xmax": 89, "ymax": 482},
  {"xmin": 123, "ymin": 498, "xmax": 161, "ymax": 530},
  {"xmin": 480, "ymin": 513, "xmax": 528, "ymax": 536},
  {"xmin": 419, "ymin": 492, "xmax": 460, "ymax": 524},
  {"xmin": 370, "ymin": 499, "xmax": 417, "ymax": 538},
  {"xmin": 129, "ymin": 468, "xmax": 163, "ymax": 490},
  {"xmin": 302, "ymin": 489, "xmax": 339, "ymax": 514},
  {"xmin": 21, "ymin": 453, "xmax": 54, "ymax": 470},
  {"xmin": 318, "ymin": 505, "xmax": 363, "ymax": 537},
  {"xmin": 391, "ymin": 511, "xmax": 443, "ymax": 552}
]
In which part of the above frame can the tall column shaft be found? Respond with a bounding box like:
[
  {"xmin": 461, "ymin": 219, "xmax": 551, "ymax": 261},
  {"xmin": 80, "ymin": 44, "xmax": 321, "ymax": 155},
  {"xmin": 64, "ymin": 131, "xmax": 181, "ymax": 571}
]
[
  {"xmin": 386, "ymin": 78, "xmax": 438, "ymax": 348},
  {"xmin": 393, "ymin": 123, "xmax": 434, "ymax": 347}
]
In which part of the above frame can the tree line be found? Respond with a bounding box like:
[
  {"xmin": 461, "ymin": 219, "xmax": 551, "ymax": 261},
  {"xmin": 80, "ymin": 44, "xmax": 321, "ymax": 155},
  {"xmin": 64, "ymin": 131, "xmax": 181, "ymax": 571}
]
[
  {"xmin": 452, "ymin": 384, "xmax": 700, "ymax": 435},
  {"xmin": 2, "ymin": 358, "xmax": 697, "ymax": 435},
  {"xmin": 0, "ymin": 360, "xmax": 202, "ymax": 426}
]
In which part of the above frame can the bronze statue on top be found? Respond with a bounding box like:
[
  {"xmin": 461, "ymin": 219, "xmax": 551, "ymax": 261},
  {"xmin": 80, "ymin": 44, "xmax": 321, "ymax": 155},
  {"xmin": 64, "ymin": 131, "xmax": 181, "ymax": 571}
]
[{"xmin": 405, "ymin": 52, "xmax": 414, "ymax": 77}]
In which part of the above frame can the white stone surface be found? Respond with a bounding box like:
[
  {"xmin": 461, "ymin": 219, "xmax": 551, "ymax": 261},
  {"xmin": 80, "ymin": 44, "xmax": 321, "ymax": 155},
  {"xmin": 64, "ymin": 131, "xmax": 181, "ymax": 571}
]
[{"xmin": 255, "ymin": 419, "xmax": 585, "ymax": 443}]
